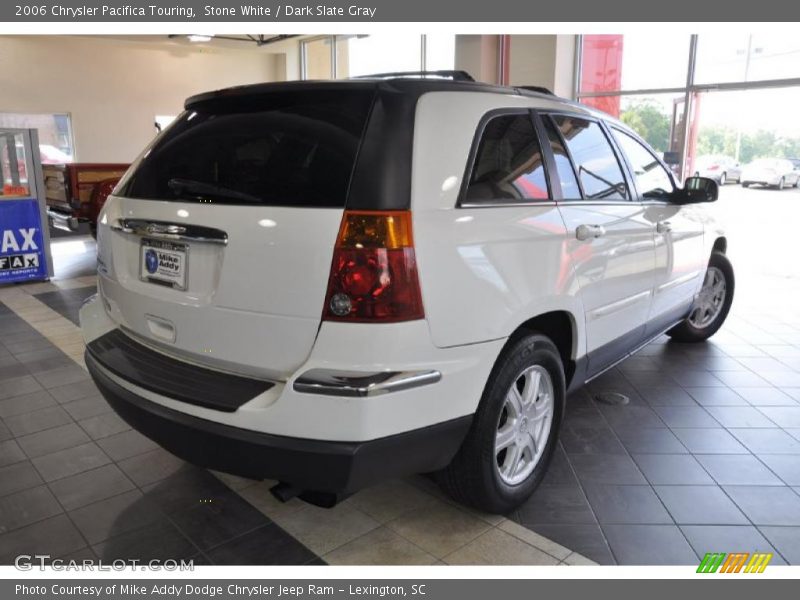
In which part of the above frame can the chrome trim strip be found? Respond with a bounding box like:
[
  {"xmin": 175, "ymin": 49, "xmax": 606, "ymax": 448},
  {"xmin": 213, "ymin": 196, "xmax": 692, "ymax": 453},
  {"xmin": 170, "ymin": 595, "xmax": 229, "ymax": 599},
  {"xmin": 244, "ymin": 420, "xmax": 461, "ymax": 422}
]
[
  {"xmin": 293, "ymin": 369, "xmax": 442, "ymax": 397},
  {"xmin": 111, "ymin": 219, "xmax": 228, "ymax": 245},
  {"xmin": 589, "ymin": 290, "xmax": 651, "ymax": 320},
  {"xmin": 656, "ymin": 270, "xmax": 701, "ymax": 294}
]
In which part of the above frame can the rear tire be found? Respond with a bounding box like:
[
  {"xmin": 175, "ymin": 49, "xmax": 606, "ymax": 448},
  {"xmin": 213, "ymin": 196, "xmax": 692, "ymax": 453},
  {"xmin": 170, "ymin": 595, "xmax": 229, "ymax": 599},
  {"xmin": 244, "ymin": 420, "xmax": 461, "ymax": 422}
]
[
  {"xmin": 719, "ymin": 172, "xmax": 727, "ymax": 186},
  {"xmin": 668, "ymin": 252, "xmax": 734, "ymax": 343},
  {"xmin": 438, "ymin": 333, "xmax": 565, "ymax": 513},
  {"xmin": 742, "ymin": 182, "xmax": 750, "ymax": 188},
  {"xmin": 777, "ymin": 177, "xmax": 786, "ymax": 190}
]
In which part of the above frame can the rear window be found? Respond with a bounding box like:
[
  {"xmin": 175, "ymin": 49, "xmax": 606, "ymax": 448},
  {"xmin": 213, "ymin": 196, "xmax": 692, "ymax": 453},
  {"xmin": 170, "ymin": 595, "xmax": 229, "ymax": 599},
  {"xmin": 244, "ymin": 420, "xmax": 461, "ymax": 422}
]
[
  {"xmin": 118, "ymin": 89, "xmax": 375, "ymax": 207},
  {"xmin": 463, "ymin": 112, "xmax": 549, "ymax": 204}
]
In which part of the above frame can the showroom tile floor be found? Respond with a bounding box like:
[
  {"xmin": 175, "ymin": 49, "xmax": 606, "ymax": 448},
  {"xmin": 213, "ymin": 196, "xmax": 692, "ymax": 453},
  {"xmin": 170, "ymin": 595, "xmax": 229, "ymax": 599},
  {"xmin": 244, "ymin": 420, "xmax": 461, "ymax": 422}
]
[{"xmin": 2, "ymin": 233, "xmax": 800, "ymax": 566}]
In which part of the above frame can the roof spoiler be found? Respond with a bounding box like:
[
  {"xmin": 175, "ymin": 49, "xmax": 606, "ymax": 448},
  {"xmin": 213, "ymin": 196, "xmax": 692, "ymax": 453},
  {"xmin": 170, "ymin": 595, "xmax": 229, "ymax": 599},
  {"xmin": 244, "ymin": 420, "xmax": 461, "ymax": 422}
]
[
  {"xmin": 516, "ymin": 85, "xmax": 554, "ymax": 95},
  {"xmin": 353, "ymin": 70, "xmax": 475, "ymax": 82}
]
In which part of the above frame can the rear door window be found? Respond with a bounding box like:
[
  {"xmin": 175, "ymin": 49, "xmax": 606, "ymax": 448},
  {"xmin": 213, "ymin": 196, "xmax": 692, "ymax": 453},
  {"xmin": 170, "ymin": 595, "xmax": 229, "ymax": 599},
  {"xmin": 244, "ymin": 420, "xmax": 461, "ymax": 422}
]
[
  {"xmin": 118, "ymin": 89, "xmax": 375, "ymax": 207},
  {"xmin": 463, "ymin": 112, "xmax": 550, "ymax": 204},
  {"xmin": 550, "ymin": 115, "xmax": 629, "ymax": 201}
]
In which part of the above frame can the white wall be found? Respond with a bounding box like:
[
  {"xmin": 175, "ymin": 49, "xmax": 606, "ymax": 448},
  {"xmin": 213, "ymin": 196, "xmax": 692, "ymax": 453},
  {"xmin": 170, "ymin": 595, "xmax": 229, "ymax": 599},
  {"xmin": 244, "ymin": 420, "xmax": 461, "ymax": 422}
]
[
  {"xmin": 508, "ymin": 35, "xmax": 576, "ymax": 97},
  {"xmin": 0, "ymin": 36, "xmax": 284, "ymax": 162},
  {"xmin": 455, "ymin": 35, "xmax": 500, "ymax": 84}
]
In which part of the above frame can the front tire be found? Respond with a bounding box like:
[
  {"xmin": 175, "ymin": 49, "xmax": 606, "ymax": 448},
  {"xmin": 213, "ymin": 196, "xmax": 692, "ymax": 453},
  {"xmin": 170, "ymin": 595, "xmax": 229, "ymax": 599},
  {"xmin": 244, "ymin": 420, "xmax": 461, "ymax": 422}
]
[
  {"xmin": 438, "ymin": 333, "xmax": 565, "ymax": 513},
  {"xmin": 668, "ymin": 251, "xmax": 734, "ymax": 343},
  {"xmin": 742, "ymin": 182, "xmax": 750, "ymax": 188}
]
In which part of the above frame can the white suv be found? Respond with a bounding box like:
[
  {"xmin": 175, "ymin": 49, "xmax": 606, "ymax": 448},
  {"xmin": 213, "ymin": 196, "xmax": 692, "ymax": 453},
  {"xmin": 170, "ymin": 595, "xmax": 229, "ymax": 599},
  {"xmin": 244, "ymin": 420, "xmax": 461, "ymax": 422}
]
[{"xmin": 80, "ymin": 73, "xmax": 734, "ymax": 513}]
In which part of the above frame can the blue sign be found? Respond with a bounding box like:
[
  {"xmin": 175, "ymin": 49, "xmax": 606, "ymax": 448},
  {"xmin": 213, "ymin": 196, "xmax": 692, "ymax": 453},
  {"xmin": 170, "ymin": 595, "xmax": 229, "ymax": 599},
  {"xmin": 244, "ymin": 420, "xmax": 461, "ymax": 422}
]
[{"xmin": 0, "ymin": 198, "xmax": 49, "ymax": 284}]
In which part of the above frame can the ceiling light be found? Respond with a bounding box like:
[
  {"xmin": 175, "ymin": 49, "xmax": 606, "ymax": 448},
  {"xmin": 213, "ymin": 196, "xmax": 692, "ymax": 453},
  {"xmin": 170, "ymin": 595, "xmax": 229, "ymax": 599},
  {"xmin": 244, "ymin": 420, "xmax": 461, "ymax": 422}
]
[{"xmin": 187, "ymin": 34, "xmax": 214, "ymax": 43}]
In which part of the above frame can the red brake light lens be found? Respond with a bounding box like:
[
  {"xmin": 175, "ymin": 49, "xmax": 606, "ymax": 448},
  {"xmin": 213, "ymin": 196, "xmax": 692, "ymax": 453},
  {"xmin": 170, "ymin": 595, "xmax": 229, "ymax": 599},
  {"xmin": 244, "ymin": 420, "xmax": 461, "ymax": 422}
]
[{"xmin": 323, "ymin": 211, "xmax": 424, "ymax": 323}]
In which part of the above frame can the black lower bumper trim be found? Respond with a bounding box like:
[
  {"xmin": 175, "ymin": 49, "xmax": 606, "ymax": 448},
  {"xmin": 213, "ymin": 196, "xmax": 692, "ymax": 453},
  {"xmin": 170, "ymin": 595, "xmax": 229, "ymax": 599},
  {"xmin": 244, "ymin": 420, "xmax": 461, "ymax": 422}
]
[{"xmin": 86, "ymin": 350, "xmax": 472, "ymax": 494}]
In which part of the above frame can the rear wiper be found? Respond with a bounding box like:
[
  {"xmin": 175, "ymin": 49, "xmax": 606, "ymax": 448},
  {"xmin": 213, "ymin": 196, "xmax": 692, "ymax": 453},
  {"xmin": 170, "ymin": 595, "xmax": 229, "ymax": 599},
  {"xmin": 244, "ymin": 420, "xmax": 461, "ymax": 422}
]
[{"xmin": 167, "ymin": 178, "xmax": 263, "ymax": 204}]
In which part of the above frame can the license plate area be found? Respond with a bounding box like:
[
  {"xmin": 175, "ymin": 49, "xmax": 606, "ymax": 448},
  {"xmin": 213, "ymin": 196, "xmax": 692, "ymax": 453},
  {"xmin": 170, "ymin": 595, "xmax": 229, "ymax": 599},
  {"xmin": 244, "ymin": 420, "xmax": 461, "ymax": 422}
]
[{"xmin": 140, "ymin": 238, "xmax": 188, "ymax": 291}]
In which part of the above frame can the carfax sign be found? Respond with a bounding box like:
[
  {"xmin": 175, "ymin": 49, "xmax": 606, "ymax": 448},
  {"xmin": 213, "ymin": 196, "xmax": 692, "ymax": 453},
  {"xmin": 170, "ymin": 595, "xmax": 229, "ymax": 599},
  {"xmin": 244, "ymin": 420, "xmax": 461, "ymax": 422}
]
[{"xmin": 0, "ymin": 198, "xmax": 49, "ymax": 283}]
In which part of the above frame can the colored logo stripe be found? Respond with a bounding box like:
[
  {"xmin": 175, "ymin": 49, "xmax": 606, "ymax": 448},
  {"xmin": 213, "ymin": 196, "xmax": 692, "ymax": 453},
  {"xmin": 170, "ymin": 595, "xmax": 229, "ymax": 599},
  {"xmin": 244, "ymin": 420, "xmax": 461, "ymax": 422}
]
[{"xmin": 697, "ymin": 552, "xmax": 773, "ymax": 573}]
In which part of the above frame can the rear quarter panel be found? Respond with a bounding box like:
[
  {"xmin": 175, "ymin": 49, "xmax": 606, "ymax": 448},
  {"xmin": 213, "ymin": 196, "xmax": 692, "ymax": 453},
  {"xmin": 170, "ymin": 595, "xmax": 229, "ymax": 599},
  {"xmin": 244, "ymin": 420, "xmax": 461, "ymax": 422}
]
[{"xmin": 410, "ymin": 92, "xmax": 586, "ymax": 359}]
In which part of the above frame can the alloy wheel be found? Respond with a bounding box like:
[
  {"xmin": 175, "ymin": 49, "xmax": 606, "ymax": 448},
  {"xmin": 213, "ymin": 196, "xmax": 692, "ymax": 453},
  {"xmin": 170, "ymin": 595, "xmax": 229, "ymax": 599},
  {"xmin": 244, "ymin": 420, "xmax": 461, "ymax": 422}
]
[
  {"xmin": 688, "ymin": 266, "xmax": 727, "ymax": 329},
  {"xmin": 494, "ymin": 365, "xmax": 554, "ymax": 486}
]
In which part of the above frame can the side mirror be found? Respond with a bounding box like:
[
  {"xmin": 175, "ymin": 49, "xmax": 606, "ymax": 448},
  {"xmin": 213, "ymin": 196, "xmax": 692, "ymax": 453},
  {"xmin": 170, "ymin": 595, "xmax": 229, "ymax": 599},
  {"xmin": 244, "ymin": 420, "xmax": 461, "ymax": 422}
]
[{"xmin": 676, "ymin": 176, "xmax": 719, "ymax": 204}]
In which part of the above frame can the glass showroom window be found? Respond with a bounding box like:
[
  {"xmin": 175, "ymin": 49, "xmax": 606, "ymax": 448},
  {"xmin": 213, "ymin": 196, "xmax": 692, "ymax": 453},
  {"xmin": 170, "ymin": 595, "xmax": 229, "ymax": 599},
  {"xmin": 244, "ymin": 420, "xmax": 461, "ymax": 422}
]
[
  {"xmin": 695, "ymin": 34, "xmax": 800, "ymax": 85},
  {"xmin": 302, "ymin": 35, "xmax": 455, "ymax": 79},
  {"xmin": 579, "ymin": 33, "xmax": 691, "ymax": 96},
  {"xmin": 0, "ymin": 112, "xmax": 75, "ymax": 164}
]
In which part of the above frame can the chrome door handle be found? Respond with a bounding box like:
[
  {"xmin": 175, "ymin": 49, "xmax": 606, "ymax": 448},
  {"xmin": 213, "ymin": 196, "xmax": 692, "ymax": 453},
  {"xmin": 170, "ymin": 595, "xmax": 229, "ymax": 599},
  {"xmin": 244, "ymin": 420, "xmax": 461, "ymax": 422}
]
[
  {"xmin": 576, "ymin": 224, "xmax": 606, "ymax": 241},
  {"xmin": 656, "ymin": 221, "xmax": 673, "ymax": 234}
]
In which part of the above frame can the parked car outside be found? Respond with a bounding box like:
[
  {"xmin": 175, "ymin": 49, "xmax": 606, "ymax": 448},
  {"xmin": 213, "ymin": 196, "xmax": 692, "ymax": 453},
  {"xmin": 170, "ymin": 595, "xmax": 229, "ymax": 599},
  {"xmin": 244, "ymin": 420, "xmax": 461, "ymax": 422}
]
[
  {"xmin": 694, "ymin": 154, "xmax": 741, "ymax": 185},
  {"xmin": 740, "ymin": 158, "xmax": 800, "ymax": 189},
  {"xmin": 79, "ymin": 75, "xmax": 734, "ymax": 513}
]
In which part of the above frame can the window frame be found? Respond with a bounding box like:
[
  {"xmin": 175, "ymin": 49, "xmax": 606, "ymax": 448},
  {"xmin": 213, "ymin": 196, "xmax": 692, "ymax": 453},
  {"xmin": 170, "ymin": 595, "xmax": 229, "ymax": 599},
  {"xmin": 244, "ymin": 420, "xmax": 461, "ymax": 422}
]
[
  {"xmin": 457, "ymin": 108, "xmax": 555, "ymax": 208},
  {"xmin": 538, "ymin": 110, "xmax": 634, "ymax": 204},
  {"xmin": 608, "ymin": 124, "xmax": 680, "ymax": 204}
]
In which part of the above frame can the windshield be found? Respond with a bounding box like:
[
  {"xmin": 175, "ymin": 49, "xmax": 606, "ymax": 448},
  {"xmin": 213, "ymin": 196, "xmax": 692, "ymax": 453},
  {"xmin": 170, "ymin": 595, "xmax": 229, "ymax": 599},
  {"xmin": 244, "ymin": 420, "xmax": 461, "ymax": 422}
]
[{"xmin": 118, "ymin": 88, "xmax": 375, "ymax": 207}]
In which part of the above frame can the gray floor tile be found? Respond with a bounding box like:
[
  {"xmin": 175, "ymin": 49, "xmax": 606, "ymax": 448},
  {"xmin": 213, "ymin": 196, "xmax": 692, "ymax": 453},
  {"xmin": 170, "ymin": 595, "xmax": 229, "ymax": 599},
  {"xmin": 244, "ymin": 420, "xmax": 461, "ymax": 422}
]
[
  {"xmin": 614, "ymin": 426, "xmax": 688, "ymax": 454},
  {"xmin": 757, "ymin": 407, "xmax": 800, "ymax": 428},
  {"xmin": 3, "ymin": 406, "xmax": 72, "ymax": 437},
  {"xmin": 0, "ymin": 461, "xmax": 43, "ymax": 497},
  {"xmin": 0, "ymin": 514, "xmax": 86, "ymax": 564},
  {"xmin": 569, "ymin": 454, "xmax": 647, "ymax": 485},
  {"xmin": 68, "ymin": 490, "xmax": 161, "ymax": 545},
  {"xmin": 653, "ymin": 406, "xmax": 721, "ymax": 428},
  {"xmin": 529, "ymin": 523, "xmax": 615, "ymax": 565},
  {"xmin": 599, "ymin": 404, "xmax": 665, "ymax": 430},
  {"xmin": 515, "ymin": 484, "xmax": 596, "ymax": 525},
  {"xmin": 48, "ymin": 464, "xmax": 136, "ymax": 511},
  {"xmin": 0, "ymin": 440, "xmax": 26, "ymax": 467},
  {"xmin": 640, "ymin": 387, "xmax": 698, "ymax": 407},
  {"xmin": 78, "ymin": 413, "xmax": 130, "ymax": 440},
  {"xmin": 0, "ymin": 390, "xmax": 55, "ymax": 419},
  {"xmin": 602, "ymin": 524, "xmax": 698, "ymax": 565},
  {"xmin": 671, "ymin": 428, "xmax": 749, "ymax": 454},
  {"xmin": 541, "ymin": 445, "xmax": 578, "ymax": 486},
  {"xmin": 17, "ymin": 423, "xmax": 91, "ymax": 458},
  {"xmin": 655, "ymin": 485, "xmax": 749, "ymax": 525},
  {"xmin": 48, "ymin": 380, "xmax": 102, "ymax": 404},
  {"xmin": 705, "ymin": 406, "xmax": 779, "ymax": 428},
  {"xmin": 207, "ymin": 523, "xmax": 317, "ymax": 565},
  {"xmin": 730, "ymin": 428, "xmax": 800, "ymax": 454},
  {"xmin": 117, "ymin": 448, "xmax": 185, "ymax": 487},
  {"xmin": 633, "ymin": 454, "xmax": 715, "ymax": 485},
  {"xmin": 759, "ymin": 455, "xmax": 800, "ymax": 486},
  {"xmin": 0, "ymin": 485, "xmax": 62, "ymax": 534},
  {"xmin": 738, "ymin": 388, "xmax": 798, "ymax": 407},
  {"xmin": 561, "ymin": 425, "xmax": 626, "ymax": 455},
  {"xmin": 93, "ymin": 521, "xmax": 196, "ymax": 563},
  {"xmin": 724, "ymin": 486, "xmax": 800, "ymax": 526},
  {"xmin": 686, "ymin": 387, "xmax": 748, "ymax": 406},
  {"xmin": 61, "ymin": 395, "xmax": 112, "ymax": 421},
  {"xmin": 681, "ymin": 525, "xmax": 782, "ymax": 560},
  {"xmin": 33, "ymin": 366, "xmax": 89, "ymax": 389},
  {"xmin": 31, "ymin": 442, "xmax": 111, "ymax": 482},
  {"xmin": 696, "ymin": 454, "xmax": 784, "ymax": 486},
  {"xmin": 582, "ymin": 484, "xmax": 672, "ymax": 524},
  {"xmin": 759, "ymin": 527, "xmax": 800, "ymax": 564},
  {"xmin": 96, "ymin": 429, "xmax": 157, "ymax": 461}
]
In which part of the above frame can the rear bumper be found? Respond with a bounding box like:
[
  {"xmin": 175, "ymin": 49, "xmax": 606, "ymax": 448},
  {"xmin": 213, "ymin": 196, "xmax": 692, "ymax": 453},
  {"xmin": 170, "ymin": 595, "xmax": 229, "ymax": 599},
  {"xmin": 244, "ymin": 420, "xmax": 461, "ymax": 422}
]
[{"xmin": 86, "ymin": 350, "xmax": 472, "ymax": 493}]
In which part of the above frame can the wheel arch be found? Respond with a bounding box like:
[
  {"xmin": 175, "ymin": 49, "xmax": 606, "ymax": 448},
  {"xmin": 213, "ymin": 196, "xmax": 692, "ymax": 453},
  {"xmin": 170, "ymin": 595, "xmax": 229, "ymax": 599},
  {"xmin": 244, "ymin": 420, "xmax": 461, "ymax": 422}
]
[
  {"xmin": 505, "ymin": 310, "xmax": 578, "ymax": 388},
  {"xmin": 712, "ymin": 236, "xmax": 727, "ymax": 255}
]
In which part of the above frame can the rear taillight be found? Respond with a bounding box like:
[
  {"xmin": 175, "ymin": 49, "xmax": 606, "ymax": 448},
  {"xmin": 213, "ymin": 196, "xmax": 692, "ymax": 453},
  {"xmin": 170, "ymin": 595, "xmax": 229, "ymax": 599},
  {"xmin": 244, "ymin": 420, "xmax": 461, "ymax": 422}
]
[
  {"xmin": 709, "ymin": 165, "xmax": 720, "ymax": 171},
  {"xmin": 323, "ymin": 210, "xmax": 424, "ymax": 323}
]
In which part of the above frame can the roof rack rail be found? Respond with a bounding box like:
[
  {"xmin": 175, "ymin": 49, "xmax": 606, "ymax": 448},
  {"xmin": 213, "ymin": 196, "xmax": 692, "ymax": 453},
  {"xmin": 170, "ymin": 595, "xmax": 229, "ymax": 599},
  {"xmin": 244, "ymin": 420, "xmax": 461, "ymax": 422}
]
[
  {"xmin": 517, "ymin": 85, "xmax": 554, "ymax": 95},
  {"xmin": 353, "ymin": 70, "xmax": 476, "ymax": 82}
]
